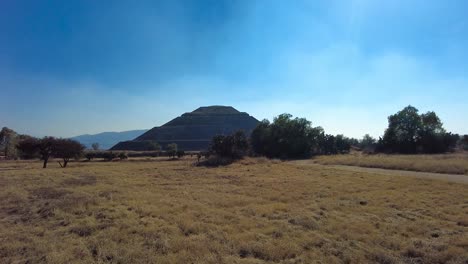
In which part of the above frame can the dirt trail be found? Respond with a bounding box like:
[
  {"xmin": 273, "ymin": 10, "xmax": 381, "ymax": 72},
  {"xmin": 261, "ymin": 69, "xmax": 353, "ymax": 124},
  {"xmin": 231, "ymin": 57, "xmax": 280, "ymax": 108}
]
[{"xmin": 289, "ymin": 160, "xmax": 468, "ymax": 184}]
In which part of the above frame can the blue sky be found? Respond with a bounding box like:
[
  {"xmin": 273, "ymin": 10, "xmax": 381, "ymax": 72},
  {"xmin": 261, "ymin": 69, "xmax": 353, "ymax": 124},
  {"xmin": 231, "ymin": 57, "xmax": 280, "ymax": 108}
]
[{"xmin": 1, "ymin": 0, "xmax": 467, "ymax": 138}]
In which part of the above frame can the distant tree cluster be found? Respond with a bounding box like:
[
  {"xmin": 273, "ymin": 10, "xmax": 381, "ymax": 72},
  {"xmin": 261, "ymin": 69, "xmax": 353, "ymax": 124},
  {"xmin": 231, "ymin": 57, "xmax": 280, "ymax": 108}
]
[
  {"xmin": 377, "ymin": 106, "xmax": 460, "ymax": 154},
  {"xmin": 166, "ymin": 143, "xmax": 178, "ymax": 158},
  {"xmin": 250, "ymin": 114, "xmax": 352, "ymax": 159},
  {"xmin": 85, "ymin": 151, "xmax": 127, "ymax": 161},
  {"xmin": 17, "ymin": 137, "xmax": 85, "ymax": 168},
  {"xmin": 210, "ymin": 130, "xmax": 249, "ymax": 159}
]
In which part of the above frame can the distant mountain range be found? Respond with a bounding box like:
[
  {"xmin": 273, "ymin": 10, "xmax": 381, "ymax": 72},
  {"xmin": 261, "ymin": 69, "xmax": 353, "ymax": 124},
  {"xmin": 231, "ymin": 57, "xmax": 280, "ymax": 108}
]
[{"xmin": 71, "ymin": 130, "xmax": 148, "ymax": 150}]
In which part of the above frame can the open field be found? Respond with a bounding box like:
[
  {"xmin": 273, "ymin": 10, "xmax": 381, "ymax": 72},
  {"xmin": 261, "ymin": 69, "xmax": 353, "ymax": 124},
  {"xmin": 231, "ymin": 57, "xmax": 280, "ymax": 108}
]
[
  {"xmin": 313, "ymin": 153, "xmax": 468, "ymax": 175},
  {"xmin": 1, "ymin": 158, "xmax": 467, "ymax": 263}
]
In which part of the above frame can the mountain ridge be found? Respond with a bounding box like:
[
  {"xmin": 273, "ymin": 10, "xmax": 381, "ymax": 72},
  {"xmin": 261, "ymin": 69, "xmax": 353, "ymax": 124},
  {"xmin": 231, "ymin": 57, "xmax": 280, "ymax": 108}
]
[{"xmin": 71, "ymin": 129, "xmax": 148, "ymax": 150}]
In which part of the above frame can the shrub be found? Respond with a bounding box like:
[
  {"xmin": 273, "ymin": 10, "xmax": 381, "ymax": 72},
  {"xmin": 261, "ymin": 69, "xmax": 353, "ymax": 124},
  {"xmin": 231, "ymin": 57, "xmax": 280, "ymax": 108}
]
[
  {"xmin": 210, "ymin": 130, "xmax": 248, "ymax": 159},
  {"xmin": 102, "ymin": 152, "xmax": 117, "ymax": 161},
  {"xmin": 166, "ymin": 143, "xmax": 177, "ymax": 158},
  {"xmin": 118, "ymin": 152, "xmax": 128, "ymax": 160},
  {"xmin": 176, "ymin": 150, "xmax": 185, "ymax": 158},
  {"xmin": 85, "ymin": 152, "xmax": 95, "ymax": 161}
]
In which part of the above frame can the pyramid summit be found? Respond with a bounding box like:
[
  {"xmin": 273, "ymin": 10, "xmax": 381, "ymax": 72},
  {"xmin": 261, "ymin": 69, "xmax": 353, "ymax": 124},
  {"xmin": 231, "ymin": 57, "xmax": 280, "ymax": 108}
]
[{"xmin": 111, "ymin": 106, "xmax": 259, "ymax": 151}]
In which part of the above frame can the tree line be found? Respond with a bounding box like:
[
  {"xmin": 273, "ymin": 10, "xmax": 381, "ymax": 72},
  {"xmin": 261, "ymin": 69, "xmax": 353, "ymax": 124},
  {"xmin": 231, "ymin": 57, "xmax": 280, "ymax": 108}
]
[
  {"xmin": 208, "ymin": 106, "xmax": 467, "ymax": 161},
  {"xmin": 2, "ymin": 105, "xmax": 467, "ymax": 166}
]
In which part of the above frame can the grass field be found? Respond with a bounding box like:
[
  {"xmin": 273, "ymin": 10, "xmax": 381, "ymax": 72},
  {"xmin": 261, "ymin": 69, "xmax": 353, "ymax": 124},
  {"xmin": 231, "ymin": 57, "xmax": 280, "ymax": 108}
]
[
  {"xmin": 313, "ymin": 153, "xmax": 468, "ymax": 175},
  {"xmin": 1, "ymin": 158, "xmax": 467, "ymax": 263}
]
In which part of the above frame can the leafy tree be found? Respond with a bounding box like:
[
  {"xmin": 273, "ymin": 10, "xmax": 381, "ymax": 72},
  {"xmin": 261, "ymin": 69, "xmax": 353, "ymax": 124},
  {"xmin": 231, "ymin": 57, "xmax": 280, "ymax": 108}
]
[
  {"xmin": 318, "ymin": 134, "xmax": 337, "ymax": 155},
  {"xmin": 91, "ymin": 143, "xmax": 100, "ymax": 151},
  {"xmin": 176, "ymin": 150, "xmax": 185, "ymax": 158},
  {"xmin": 380, "ymin": 106, "xmax": 457, "ymax": 153},
  {"xmin": 54, "ymin": 139, "xmax": 85, "ymax": 168},
  {"xmin": 118, "ymin": 152, "xmax": 128, "ymax": 160},
  {"xmin": 0, "ymin": 127, "xmax": 18, "ymax": 159},
  {"xmin": 147, "ymin": 141, "xmax": 161, "ymax": 151},
  {"xmin": 335, "ymin": 134, "xmax": 351, "ymax": 154},
  {"xmin": 461, "ymin": 135, "xmax": 468, "ymax": 150},
  {"xmin": 18, "ymin": 137, "xmax": 84, "ymax": 168},
  {"xmin": 250, "ymin": 114, "xmax": 323, "ymax": 158},
  {"xmin": 210, "ymin": 130, "xmax": 248, "ymax": 159},
  {"xmin": 382, "ymin": 106, "xmax": 422, "ymax": 153},
  {"xmin": 250, "ymin": 119, "xmax": 272, "ymax": 156},
  {"xmin": 166, "ymin": 143, "xmax": 178, "ymax": 158},
  {"xmin": 17, "ymin": 137, "xmax": 40, "ymax": 159},
  {"xmin": 360, "ymin": 134, "xmax": 377, "ymax": 151},
  {"xmin": 37, "ymin": 137, "xmax": 56, "ymax": 168},
  {"xmin": 102, "ymin": 151, "xmax": 117, "ymax": 161},
  {"xmin": 85, "ymin": 152, "xmax": 95, "ymax": 161}
]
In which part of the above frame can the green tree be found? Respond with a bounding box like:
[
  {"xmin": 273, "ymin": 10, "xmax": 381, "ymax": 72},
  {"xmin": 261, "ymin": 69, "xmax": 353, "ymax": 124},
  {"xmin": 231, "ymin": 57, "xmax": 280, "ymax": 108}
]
[
  {"xmin": 17, "ymin": 137, "xmax": 40, "ymax": 159},
  {"xmin": 166, "ymin": 143, "xmax": 177, "ymax": 158},
  {"xmin": 380, "ymin": 106, "xmax": 457, "ymax": 153},
  {"xmin": 360, "ymin": 134, "xmax": 376, "ymax": 151},
  {"xmin": 250, "ymin": 114, "xmax": 323, "ymax": 158},
  {"xmin": 54, "ymin": 139, "xmax": 85, "ymax": 168},
  {"xmin": 147, "ymin": 140, "xmax": 161, "ymax": 151},
  {"xmin": 335, "ymin": 134, "xmax": 351, "ymax": 154},
  {"xmin": 210, "ymin": 130, "xmax": 248, "ymax": 159},
  {"xmin": 0, "ymin": 127, "xmax": 18, "ymax": 159},
  {"xmin": 382, "ymin": 106, "xmax": 422, "ymax": 153}
]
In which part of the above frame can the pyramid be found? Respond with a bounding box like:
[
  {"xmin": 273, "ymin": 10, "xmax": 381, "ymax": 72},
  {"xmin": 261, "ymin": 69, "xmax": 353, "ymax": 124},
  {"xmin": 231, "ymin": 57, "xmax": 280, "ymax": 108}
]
[{"xmin": 111, "ymin": 106, "xmax": 259, "ymax": 151}]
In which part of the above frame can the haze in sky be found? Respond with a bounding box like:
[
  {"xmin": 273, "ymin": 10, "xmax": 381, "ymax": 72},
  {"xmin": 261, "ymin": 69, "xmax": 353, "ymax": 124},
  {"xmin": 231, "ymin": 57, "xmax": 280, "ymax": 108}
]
[{"xmin": 1, "ymin": 0, "xmax": 467, "ymax": 138}]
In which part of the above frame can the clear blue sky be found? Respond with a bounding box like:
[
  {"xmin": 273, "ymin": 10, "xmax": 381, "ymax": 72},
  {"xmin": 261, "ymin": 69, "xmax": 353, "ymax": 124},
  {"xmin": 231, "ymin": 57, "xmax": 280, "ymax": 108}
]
[{"xmin": 1, "ymin": 0, "xmax": 467, "ymax": 138}]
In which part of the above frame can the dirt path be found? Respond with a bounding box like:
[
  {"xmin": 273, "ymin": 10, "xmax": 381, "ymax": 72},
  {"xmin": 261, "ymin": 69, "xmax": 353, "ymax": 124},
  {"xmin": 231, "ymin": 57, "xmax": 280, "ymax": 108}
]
[{"xmin": 289, "ymin": 160, "xmax": 468, "ymax": 184}]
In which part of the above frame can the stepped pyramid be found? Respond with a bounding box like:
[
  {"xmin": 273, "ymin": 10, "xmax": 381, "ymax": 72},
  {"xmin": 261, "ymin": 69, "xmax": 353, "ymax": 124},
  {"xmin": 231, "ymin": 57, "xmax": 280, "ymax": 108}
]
[{"xmin": 111, "ymin": 106, "xmax": 259, "ymax": 151}]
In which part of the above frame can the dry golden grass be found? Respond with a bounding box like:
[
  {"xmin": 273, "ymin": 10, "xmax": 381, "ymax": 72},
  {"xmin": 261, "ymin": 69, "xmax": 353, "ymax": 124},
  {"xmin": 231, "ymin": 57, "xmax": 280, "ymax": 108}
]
[
  {"xmin": 313, "ymin": 153, "xmax": 468, "ymax": 175},
  {"xmin": 0, "ymin": 157, "xmax": 467, "ymax": 263}
]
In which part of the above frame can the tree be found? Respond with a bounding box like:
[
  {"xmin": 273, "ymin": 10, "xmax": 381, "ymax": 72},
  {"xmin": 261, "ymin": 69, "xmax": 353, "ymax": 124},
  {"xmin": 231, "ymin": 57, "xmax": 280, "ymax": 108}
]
[
  {"xmin": 147, "ymin": 141, "xmax": 161, "ymax": 151},
  {"xmin": 102, "ymin": 152, "xmax": 117, "ymax": 161},
  {"xmin": 461, "ymin": 135, "xmax": 468, "ymax": 150},
  {"xmin": 250, "ymin": 114, "xmax": 323, "ymax": 158},
  {"xmin": 380, "ymin": 106, "xmax": 457, "ymax": 153},
  {"xmin": 118, "ymin": 152, "xmax": 128, "ymax": 160},
  {"xmin": 85, "ymin": 152, "xmax": 95, "ymax": 161},
  {"xmin": 53, "ymin": 139, "xmax": 85, "ymax": 168},
  {"xmin": 335, "ymin": 134, "xmax": 351, "ymax": 154},
  {"xmin": 382, "ymin": 106, "xmax": 422, "ymax": 153},
  {"xmin": 0, "ymin": 127, "xmax": 18, "ymax": 159},
  {"xmin": 17, "ymin": 137, "xmax": 40, "ymax": 159},
  {"xmin": 318, "ymin": 134, "xmax": 337, "ymax": 155},
  {"xmin": 360, "ymin": 134, "xmax": 376, "ymax": 151},
  {"xmin": 250, "ymin": 119, "xmax": 272, "ymax": 156},
  {"xmin": 166, "ymin": 143, "xmax": 177, "ymax": 158},
  {"xmin": 38, "ymin": 137, "xmax": 56, "ymax": 168},
  {"xmin": 210, "ymin": 130, "xmax": 248, "ymax": 159},
  {"xmin": 91, "ymin": 143, "xmax": 100, "ymax": 151},
  {"xmin": 176, "ymin": 150, "xmax": 185, "ymax": 158}
]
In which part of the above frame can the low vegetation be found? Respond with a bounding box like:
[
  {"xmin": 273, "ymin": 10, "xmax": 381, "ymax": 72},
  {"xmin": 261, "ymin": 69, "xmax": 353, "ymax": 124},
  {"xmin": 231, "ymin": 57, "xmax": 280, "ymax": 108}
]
[
  {"xmin": 0, "ymin": 158, "xmax": 467, "ymax": 263},
  {"xmin": 313, "ymin": 153, "xmax": 468, "ymax": 175}
]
